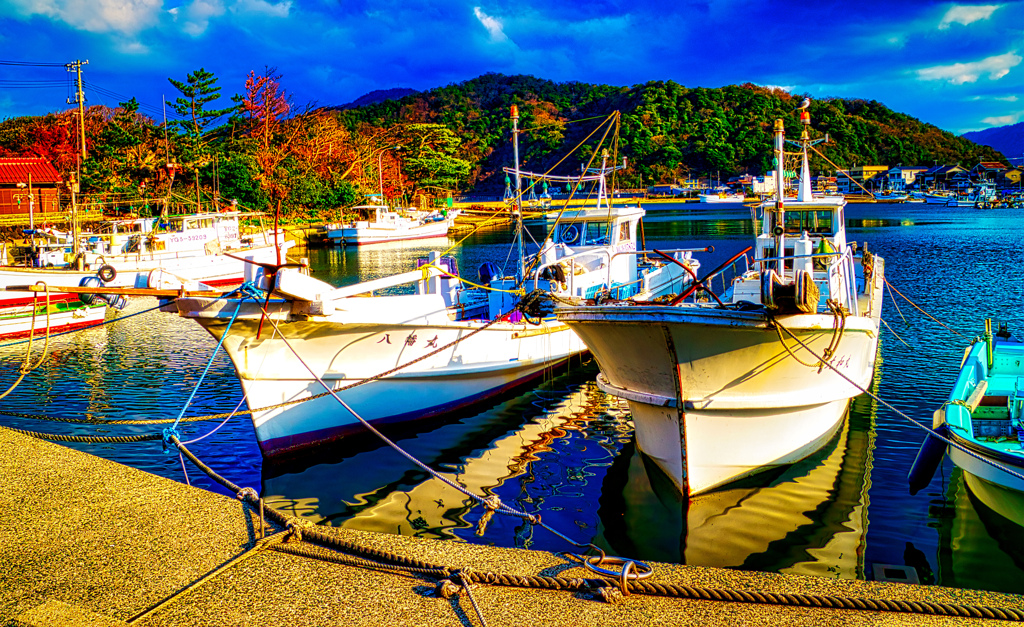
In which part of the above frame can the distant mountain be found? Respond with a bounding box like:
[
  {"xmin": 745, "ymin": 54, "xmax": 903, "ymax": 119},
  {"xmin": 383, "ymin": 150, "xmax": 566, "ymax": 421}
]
[
  {"xmin": 333, "ymin": 88, "xmax": 419, "ymax": 110},
  {"xmin": 336, "ymin": 73, "xmax": 1009, "ymax": 191},
  {"xmin": 963, "ymin": 122, "xmax": 1024, "ymax": 163}
]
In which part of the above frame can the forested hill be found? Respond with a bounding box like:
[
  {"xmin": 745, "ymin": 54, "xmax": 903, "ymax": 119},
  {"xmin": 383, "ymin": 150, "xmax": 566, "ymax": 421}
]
[{"xmin": 338, "ymin": 73, "xmax": 1007, "ymax": 191}]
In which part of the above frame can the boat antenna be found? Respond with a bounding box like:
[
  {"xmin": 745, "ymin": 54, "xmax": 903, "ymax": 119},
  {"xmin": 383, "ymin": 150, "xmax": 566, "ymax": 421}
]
[{"xmin": 511, "ymin": 104, "xmax": 525, "ymax": 283}]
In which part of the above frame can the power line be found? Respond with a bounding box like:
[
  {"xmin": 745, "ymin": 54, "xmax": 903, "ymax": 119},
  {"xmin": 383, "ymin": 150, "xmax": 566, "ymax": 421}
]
[{"xmin": 0, "ymin": 59, "xmax": 67, "ymax": 67}]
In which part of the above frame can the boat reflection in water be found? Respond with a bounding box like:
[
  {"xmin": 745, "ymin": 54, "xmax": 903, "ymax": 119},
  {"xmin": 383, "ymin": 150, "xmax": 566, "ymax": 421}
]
[
  {"xmin": 260, "ymin": 365, "xmax": 880, "ymax": 578},
  {"xmin": 938, "ymin": 467, "xmax": 1024, "ymax": 594},
  {"xmin": 259, "ymin": 369, "xmax": 630, "ymax": 544},
  {"xmin": 594, "ymin": 390, "xmax": 876, "ymax": 577}
]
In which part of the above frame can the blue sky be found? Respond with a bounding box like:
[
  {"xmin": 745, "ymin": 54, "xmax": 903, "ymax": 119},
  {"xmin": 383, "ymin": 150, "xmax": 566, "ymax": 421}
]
[{"xmin": 0, "ymin": 0, "xmax": 1021, "ymax": 137}]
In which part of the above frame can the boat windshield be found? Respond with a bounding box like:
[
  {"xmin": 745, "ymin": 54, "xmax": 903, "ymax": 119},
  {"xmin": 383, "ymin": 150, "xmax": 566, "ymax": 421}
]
[
  {"xmin": 556, "ymin": 221, "xmax": 610, "ymax": 246},
  {"xmin": 784, "ymin": 210, "xmax": 834, "ymax": 235}
]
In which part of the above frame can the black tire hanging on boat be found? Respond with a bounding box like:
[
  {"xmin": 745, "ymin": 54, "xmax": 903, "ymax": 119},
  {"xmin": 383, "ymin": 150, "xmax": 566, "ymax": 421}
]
[{"xmin": 97, "ymin": 264, "xmax": 117, "ymax": 282}]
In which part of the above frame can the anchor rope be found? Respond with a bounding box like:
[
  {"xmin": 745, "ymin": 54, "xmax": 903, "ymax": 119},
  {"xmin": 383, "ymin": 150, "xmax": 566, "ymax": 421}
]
[
  {"xmin": 0, "ymin": 287, "xmax": 52, "ymax": 401},
  {"xmin": 164, "ymin": 436, "xmax": 1024, "ymax": 622},
  {"xmin": 774, "ymin": 324, "xmax": 1024, "ymax": 484},
  {"xmin": 884, "ymin": 278, "xmax": 969, "ymax": 339}
]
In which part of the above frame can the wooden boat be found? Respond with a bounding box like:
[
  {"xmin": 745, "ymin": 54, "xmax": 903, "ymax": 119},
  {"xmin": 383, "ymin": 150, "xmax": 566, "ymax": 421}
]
[
  {"xmin": 557, "ymin": 115, "xmax": 885, "ymax": 496},
  {"xmin": 0, "ymin": 299, "xmax": 109, "ymax": 340},
  {"xmin": 910, "ymin": 322, "xmax": 1024, "ymax": 524},
  {"xmin": 174, "ymin": 109, "xmax": 700, "ymax": 458},
  {"xmin": 324, "ymin": 205, "xmax": 457, "ymax": 246}
]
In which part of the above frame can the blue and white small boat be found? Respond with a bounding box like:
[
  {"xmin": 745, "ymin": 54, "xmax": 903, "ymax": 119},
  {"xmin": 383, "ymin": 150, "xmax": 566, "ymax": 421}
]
[
  {"xmin": 872, "ymin": 190, "xmax": 908, "ymax": 202},
  {"xmin": 910, "ymin": 320, "xmax": 1024, "ymax": 525}
]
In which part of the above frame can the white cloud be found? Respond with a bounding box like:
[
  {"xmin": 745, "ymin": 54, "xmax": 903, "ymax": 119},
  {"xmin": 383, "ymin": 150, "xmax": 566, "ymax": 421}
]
[
  {"xmin": 981, "ymin": 113, "xmax": 1020, "ymax": 125},
  {"xmin": 916, "ymin": 51, "xmax": 1022, "ymax": 84},
  {"xmin": 473, "ymin": 7, "xmax": 507, "ymax": 42},
  {"xmin": 230, "ymin": 0, "xmax": 291, "ymax": 18},
  {"xmin": 6, "ymin": 0, "xmax": 162, "ymax": 34},
  {"xmin": 938, "ymin": 4, "xmax": 999, "ymax": 29},
  {"xmin": 173, "ymin": 0, "xmax": 226, "ymax": 36},
  {"xmin": 996, "ymin": 95, "xmax": 1019, "ymax": 102}
]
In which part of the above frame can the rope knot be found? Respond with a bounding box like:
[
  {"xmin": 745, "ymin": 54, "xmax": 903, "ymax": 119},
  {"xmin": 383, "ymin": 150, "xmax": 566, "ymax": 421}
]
[
  {"xmin": 236, "ymin": 486, "xmax": 258, "ymax": 503},
  {"xmin": 285, "ymin": 517, "xmax": 313, "ymax": 542},
  {"xmin": 475, "ymin": 495, "xmax": 504, "ymax": 536},
  {"xmin": 435, "ymin": 579, "xmax": 462, "ymax": 599},
  {"xmin": 595, "ymin": 586, "xmax": 623, "ymax": 604},
  {"xmin": 161, "ymin": 427, "xmax": 180, "ymax": 454}
]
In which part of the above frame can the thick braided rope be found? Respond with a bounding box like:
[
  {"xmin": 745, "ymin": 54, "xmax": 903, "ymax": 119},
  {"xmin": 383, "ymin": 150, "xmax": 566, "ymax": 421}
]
[
  {"xmin": 1, "ymin": 425, "xmax": 161, "ymax": 443},
  {"xmin": 167, "ymin": 437, "xmax": 1024, "ymax": 621}
]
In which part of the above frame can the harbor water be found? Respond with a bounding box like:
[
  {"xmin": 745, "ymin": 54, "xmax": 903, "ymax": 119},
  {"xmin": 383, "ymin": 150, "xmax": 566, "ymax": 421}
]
[{"xmin": 2, "ymin": 201, "xmax": 1023, "ymax": 594}]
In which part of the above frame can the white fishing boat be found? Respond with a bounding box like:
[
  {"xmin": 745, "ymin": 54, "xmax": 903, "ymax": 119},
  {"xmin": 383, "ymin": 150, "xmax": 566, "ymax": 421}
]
[
  {"xmin": 698, "ymin": 188, "xmax": 746, "ymax": 203},
  {"xmin": 173, "ymin": 109, "xmax": 701, "ymax": 458},
  {"xmin": 324, "ymin": 205, "xmax": 457, "ymax": 246},
  {"xmin": 0, "ymin": 211, "xmax": 291, "ymax": 308},
  {"xmin": 908, "ymin": 321, "xmax": 1024, "ymax": 524},
  {"xmin": 557, "ymin": 115, "xmax": 885, "ymax": 496}
]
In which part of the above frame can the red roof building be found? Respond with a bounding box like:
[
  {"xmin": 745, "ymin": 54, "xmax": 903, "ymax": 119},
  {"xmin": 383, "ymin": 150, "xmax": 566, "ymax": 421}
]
[{"xmin": 0, "ymin": 157, "xmax": 64, "ymax": 225}]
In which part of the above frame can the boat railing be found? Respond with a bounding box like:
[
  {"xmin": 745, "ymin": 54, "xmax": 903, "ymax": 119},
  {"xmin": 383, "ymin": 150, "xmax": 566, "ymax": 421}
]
[
  {"xmin": 607, "ymin": 247, "xmax": 715, "ymax": 296},
  {"xmin": 327, "ymin": 265, "xmax": 448, "ymax": 299}
]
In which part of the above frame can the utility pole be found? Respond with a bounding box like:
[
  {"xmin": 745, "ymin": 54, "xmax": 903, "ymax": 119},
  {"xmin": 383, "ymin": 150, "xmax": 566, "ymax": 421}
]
[{"xmin": 66, "ymin": 59, "xmax": 89, "ymax": 162}]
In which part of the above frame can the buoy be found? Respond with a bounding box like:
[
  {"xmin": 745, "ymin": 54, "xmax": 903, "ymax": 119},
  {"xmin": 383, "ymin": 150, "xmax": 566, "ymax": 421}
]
[{"xmin": 907, "ymin": 409, "xmax": 949, "ymax": 495}]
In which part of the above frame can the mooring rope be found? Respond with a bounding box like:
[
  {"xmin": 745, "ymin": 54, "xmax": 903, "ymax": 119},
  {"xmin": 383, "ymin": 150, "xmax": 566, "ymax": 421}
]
[
  {"xmin": 774, "ymin": 324, "xmax": 1024, "ymax": 484},
  {"xmin": 163, "ymin": 436, "xmax": 1024, "ymax": 622}
]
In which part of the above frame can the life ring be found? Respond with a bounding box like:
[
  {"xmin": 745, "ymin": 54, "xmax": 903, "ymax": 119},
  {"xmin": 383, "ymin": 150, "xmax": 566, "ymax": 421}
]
[
  {"xmin": 97, "ymin": 264, "xmax": 117, "ymax": 282},
  {"xmin": 560, "ymin": 224, "xmax": 580, "ymax": 244}
]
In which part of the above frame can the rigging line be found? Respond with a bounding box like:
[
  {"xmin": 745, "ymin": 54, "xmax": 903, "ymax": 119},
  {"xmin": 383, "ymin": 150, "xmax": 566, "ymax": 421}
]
[
  {"xmin": 169, "ymin": 298, "xmax": 245, "ymax": 434},
  {"xmin": 248, "ymin": 302, "xmax": 596, "ymax": 548},
  {"xmin": 884, "ymin": 278, "xmax": 907, "ymax": 324},
  {"xmin": 432, "ymin": 112, "xmax": 619, "ymax": 263},
  {"xmin": 774, "ymin": 323, "xmax": 1024, "ymax": 484},
  {"xmin": 880, "ymin": 317, "xmax": 912, "ymax": 349},
  {"xmin": 884, "ymin": 278, "xmax": 969, "ymax": 340}
]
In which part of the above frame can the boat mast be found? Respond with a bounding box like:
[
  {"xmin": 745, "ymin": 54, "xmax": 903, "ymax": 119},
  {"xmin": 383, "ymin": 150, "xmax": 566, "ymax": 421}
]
[
  {"xmin": 511, "ymin": 105, "xmax": 525, "ymax": 282},
  {"xmin": 773, "ymin": 119, "xmax": 786, "ymax": 273}
]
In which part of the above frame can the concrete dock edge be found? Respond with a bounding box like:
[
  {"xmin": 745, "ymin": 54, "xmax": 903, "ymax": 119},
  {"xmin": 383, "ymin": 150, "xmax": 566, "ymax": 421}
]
[{"xmin": 2, "ymin": 427, "xmax": 1022, "ymax": 626}]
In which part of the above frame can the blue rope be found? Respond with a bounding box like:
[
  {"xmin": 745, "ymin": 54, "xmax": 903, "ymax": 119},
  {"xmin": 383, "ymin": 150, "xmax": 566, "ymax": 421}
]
[{"xmin": 163, "ymin": 294, "xmax": 249, "ymax": 447}]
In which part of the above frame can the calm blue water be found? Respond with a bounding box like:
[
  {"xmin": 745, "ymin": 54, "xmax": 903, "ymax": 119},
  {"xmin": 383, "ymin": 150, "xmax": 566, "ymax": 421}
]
[{"xmin": 2, "ymin": 201, "xmax": 1023, "ymax": 593}]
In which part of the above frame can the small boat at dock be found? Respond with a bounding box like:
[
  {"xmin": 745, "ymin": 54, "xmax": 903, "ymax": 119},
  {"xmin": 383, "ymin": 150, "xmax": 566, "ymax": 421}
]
[{"xmin": 909, "ymin": 321, "xmax": 1024, "ymax": 525}]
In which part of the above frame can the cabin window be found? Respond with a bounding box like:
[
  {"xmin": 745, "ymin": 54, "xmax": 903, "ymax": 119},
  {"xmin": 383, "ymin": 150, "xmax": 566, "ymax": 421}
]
[
  {"xmin": 583, "ymin": 222, "xmax": 609, "ymax": 245},
  {"xmin": 783, "ymin": 210, "xmax": 833, "ymax": 235},
  {"xmin": 618, "ymin": 221, "xmax": 632, "ymax": 243}
]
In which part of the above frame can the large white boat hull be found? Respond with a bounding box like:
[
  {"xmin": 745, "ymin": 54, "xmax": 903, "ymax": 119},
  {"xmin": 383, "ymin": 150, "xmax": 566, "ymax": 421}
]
[
  {"xmin": 563, "ymin": 306, "xmax": 880, "ymax": 495},
  {"xmin": 183, "ymin": 300, "xmax": 585, "ymax": 457}
]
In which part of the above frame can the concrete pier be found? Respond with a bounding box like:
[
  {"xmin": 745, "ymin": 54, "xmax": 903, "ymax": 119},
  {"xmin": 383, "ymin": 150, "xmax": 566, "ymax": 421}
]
[{"xmin": 1, "ymin": 427, "xmax": 1022, "ymax": 626}]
